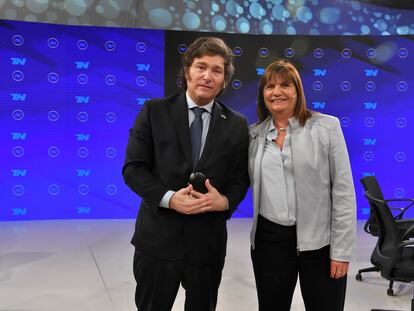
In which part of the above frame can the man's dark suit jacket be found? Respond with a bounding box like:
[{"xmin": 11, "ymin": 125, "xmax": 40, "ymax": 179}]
[{"xmin": 122, "ymin": 93, "xmax": 250, "ymax": 265}]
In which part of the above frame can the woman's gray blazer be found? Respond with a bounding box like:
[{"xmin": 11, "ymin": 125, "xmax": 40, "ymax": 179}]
[{"xmin": 248, "ymin": 113, "xmax": 356, "ymax": 262}]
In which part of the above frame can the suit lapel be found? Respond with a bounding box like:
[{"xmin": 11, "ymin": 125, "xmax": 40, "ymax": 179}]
[
  {"xmin": 169, "ymin": 93, "xmax": 193, "ymax": 168},
  {"xmin": 198, "ymin": 102, "xmax": 225, "ymax": 167}
]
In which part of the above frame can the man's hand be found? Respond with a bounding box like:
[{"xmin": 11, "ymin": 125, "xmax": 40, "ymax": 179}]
[
  {"xmin": 330, "ymin": 260, "xmax": 349, "ymax": 279},
  {"xmin": 169, "ymin": 184, "xmax": 212, "ymax": 214},
  {"xmin": 189, "ymin": 179, "xmax": 228, "ymax": 214}
]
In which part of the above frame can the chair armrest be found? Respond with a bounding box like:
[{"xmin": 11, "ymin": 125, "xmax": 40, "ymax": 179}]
[
  {"xmin": 382, "ymin": 240, "xmax": 414, "ymax": 279},
  {"xmin": 385, "ymin": 198, "xmax": 414, "ymax": 215},
  {"xmin": 402, "ymin": 224, "xmax": 414, "ymax": 240}
]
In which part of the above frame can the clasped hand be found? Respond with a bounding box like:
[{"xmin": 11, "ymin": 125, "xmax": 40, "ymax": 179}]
[{"xmin": 169, "ymin": 179, "xmax": 227, "ymax": 214}]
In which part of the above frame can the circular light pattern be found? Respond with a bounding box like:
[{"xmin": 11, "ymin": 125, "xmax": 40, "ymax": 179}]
[
  {"xmin": 366, "ymin": 48, "xmax": 376, "ymax": 58},
  {"xmin": 47, "ymin": 72, "xmax": 59, "ymax": 83},
  {"xmin": 396, "ymin": 117, "xmax": 407, "ymax": 128},
  {"xmin": 77, "ymin": 73, "xmax": 88, "ymax": 84},
  {"xmin": 312, "ymin": 81, "xmax": 323, "ymax": 91},
  {"xmin": 341, "ymin": 48, "xmax": 352, "ymax": 58},
  {"xmin": 364, "ymin": 117, "xmax": 375, "ymax": 128},
  {"xmin": 12, "ymin": 185, "xmax": 25, "ymax": 196},
  {"xmin": 284, "ymin": 48, "xmax": 295, "ymax": 58},
  {"xmin": 47, "ymin": 37, "xmax": 59, "ymax": 48},
  {"xmin": 313, "ymin": 48, "xmax": 324, "ymax": 58},
  {"xmin": 77, "ymin": 39, "xmax": 88, "ymax": 50},
  {"xmin": 272, "ymin": 5, "xmax": 286, "ymax": 21},
  {"xmin": 106, "ymin": 147, "xmax": 117, "ymax": 158},
  {"xmin": 77, "ymin": 147, "xmax": 89, "ymax": 158},
  {"xmin": 176, "ymin": 78, "xmax": 183, "ymax": 88},
  {"xmin": 340, "ymin": 81, "xmax": 351, "ymax": 92},
  {"xmin": 148, "ymin": 8, "xmax": 173, "ymax": 28},
  {"xmin": 236, "ymin": 17, "xmax": 250, "ymax": 33},
  {"xmin": 365, "ymin": 81, "xmax": 376, "ymax": 92},
  {"xmin": 78, "ymin": 184, "xmax": 89, "ymax": 195},
  {"xmin": 211, "ymin": 15, "xmax": 226, "ymax": 31},
  {"xmin": 394, "ymin": 151, "xmax": 406, "ymax": 162},
  {"xmin": 41, "ymin": 12, "xmax": 55, "ymax": 23},
  {"xmin": 136, "ymin": 76, "xmax": 147, "ymax": 86},
  {"xmin": 363, "ymin": 151, "xmax": 374, "ymax": 161},
  {"xmin": 259, "ymin": 47, "xmax": 269, "ymax": 57},
  {"xmin": 48, "ymin": 110, "xmax": 59, "ymax": 121},
  {"xmin": 136, "ymin": 42, "xmax": 147, "ymax": 53},
  {"xmin": 226, "ymin": 0, "xmax": 242, "ymax": 17},
  {"xmin": 12, "ymin": 109, "xmax": 24, "ymax": 121},
  {"xmin": 105, "ymin": 40, "xmax": 116, "ymax": 51},
  {"xmin": 12, "ymin": 146, "xmax": 25, "ymax": 157},
  {"xmin": 260, "ymin": 19, "xmax": 273, "ymax": 34},
  {"xmin": 361, "ymin": 25, "xmax": 370, "ymax": 34},
  {"xmin": 249, "ymin": 2, "xmax": 265, "ymax": 19},
  {"xmin": 232, "ymin": 79, "xmax": 242, "ymax": 90},
  {"xmin": 398, "ymin": 48, "xmax": 408, "ymax": 58},
  {"xmin": 397, "ymin": 81, "xmax": 408, "ymax": 92},
  {"xmin": 64, "ymin": 0, "xmax": 87, "ymax": 17},
  {"xmin": 393, "ymin": 187, "xmax": 406, "ymax": 198},
  {"xmin": 105, "ymin": 112, "xmax": 117, "ymax": 123},
  {"xmin": 340, "ymin": 117, "xmax": 351, "ymax": 128},
  {"xmin": 102, "ymin": 75, "xmax": 115, "ymax": 86},
  {"xmin": 232, "ymin": 46, "xmax": 242, "ymax": 56},
  {"xmin": 78, "ymin": 112, "xmax": 89, "ymax": 122},
  {"xmin": 177, "ymin": 44, "xmax": 187, "ymax": 54},
  {"xmin": 320, "ymin": 7, "xmax": 341, "ymax": 24},
  {"xmin": 48, "ymin": 184, "xmax": 60, "ymax": 195},
  {"xmin": 12, "ymin": 34, "xmax": 24, "ymax": 46},
  {"xmin": 106, "ymin": 184, "xmax": 117, "ymax": 195},
  {"xmin": 26, "ymin": 0, "xmax": 49, "ymax": 14},
  {"xmin": 12, "ymin": 70, "xmax": 24, "ymax": 81},
  {"xmin": 182, "ymin": 11, "xmax": 200, "ymax": 30},
  {"xmin": 296, "ymin": 5, "xmax": 313, "ymax": 23},
  {"xmin": 48, "ymin": 146, "xmax": 60, "ymax": 157},
  {"xmin": 2, "ymin": 1, "xmax": 414, "ymax": 35}
]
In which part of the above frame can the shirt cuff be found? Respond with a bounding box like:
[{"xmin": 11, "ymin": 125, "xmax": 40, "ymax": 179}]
[
  {"xmin": 223, "ymin": 195, "xmax": 229, "ymax": 210},
  {"xmin": 159, "ymin": 190, "xmax": 175, "ymax": 208}
]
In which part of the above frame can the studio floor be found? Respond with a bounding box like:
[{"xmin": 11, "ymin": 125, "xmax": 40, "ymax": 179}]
[{"xmin": 0, "ymin": 219, "xmax": 412, "ymax": 311}]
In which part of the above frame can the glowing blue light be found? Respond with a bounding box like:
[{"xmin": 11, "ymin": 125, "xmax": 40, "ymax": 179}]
[
  {"xmin": 320, "ymin": 7, "xmax": 341, "ymax": 24},
  {"xmin": 361, "ymin": 25, "xmax": 370, "ymax": 34},
  {"xmin": 260, "ymin": 19, "xmax": 273, "ymax": 34},
  {"xmin": 182, "ymin": 11, "xmax": 201, "ymax": 29},
  {"xmin": 397, "ymin": 26, "xmax": 409, "ymax": 35},
  {"xmin": 236, "ymin": 17, "xmax": 250, "ymax": 33},
  {"xmin": 212, "ymin": 15, "xmax": 226, "ymax": 31},
  {"xmin": 249, "ymin": 2, "xmax": 265, "ymax": 19},
  {"xmin": 272, "ymin": 5, "xmax": 286, "ymax": 21},
  {"xmin": 287, "ymin": 26, "xmax": 296, "ymax": 35},
  {"xmin": 296, "ymin": 6, "xmax": 313, "ymax": 23},
  {"xmin": 148, "ymin": 9, "xmax": 173, "ymax": 28}
]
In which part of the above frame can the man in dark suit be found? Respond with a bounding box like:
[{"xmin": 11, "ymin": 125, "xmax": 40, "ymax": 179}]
[{"xmin": 122, "ymin": 37, "xmax": 250, "ymax": 311}]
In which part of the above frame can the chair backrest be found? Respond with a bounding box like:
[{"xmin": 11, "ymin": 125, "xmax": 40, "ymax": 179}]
[
  {"xmin": 360, "ymin": 176, "xmax": 385, "ymax": 235},
  {"xmin": 360, "ymin": 175, "xmax": 385, "ymax": 200},
  {"xmin": 364, "ymin": 191, "xmax": 402, "ymax": 264}
]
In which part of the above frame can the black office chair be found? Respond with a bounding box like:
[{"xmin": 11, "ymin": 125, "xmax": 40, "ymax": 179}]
[
  {"xmin": 364, "ymin": 190, "xmax": 414, "ymax": 311},
  {"xmin": 357, "ymin": 176, "xmax": 414, "ymax": 295}
]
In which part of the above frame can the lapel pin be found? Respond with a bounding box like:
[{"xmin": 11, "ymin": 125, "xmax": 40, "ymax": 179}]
[{"xmin": 221, "ymin": 114, "xmax": 226, "ymax": 119}]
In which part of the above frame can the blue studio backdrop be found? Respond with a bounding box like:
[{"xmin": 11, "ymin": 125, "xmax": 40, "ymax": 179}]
[{"xmin": 1, "ymin": 20, "xmax": 413, "ymax": 221}]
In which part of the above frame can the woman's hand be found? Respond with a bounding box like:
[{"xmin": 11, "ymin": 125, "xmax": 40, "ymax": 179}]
[{"xmin": 330, "ymin": 260, "xmax": 349, "ymax": 279}]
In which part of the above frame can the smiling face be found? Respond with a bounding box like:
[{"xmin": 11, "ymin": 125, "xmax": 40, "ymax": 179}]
[
  {"xmin": 263, "ymin": 73, "xmax": 297, "ymax": 119},
  {"xmin": 185, "ymin": 54, "xmax": 225, "ymax": 106}
]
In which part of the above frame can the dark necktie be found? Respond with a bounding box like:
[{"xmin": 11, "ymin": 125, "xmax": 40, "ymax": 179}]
[{"xmin": 190, "ymin": 107, "xmax": 206, "ymax": 170}]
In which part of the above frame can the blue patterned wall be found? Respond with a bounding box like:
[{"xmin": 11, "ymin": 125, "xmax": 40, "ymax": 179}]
[{"xmin": 1, "ymin": 20, "xmax": 413, "ymax": 220}]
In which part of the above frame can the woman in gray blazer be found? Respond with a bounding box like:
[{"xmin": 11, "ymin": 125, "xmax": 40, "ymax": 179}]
[{"xmin": 249, "ymin": 60, "xmax": 356, "ymax": 311}]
